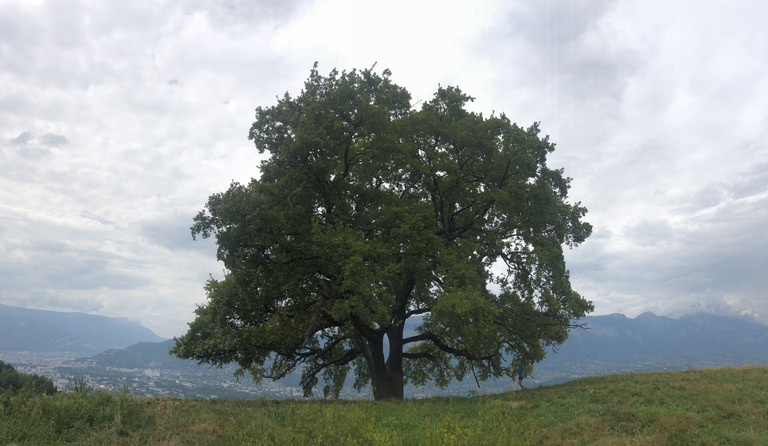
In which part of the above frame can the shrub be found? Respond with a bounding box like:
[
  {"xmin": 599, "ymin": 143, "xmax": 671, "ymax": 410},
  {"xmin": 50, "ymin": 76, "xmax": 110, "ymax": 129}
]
[
  {"xmin": 66, "ymin": 376, "xmax": 93, "ymax": 394},
  {"xmin": 0, "ymin": 361, "xmax": 56, "ymax": 395}
]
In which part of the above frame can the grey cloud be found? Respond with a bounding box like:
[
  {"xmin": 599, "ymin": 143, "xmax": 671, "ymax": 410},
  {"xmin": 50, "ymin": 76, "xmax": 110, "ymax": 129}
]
[
  {"xmin": 39, "ymin": 133, "xmax": 68, "ymax": 146},
  {"xmin": 7, "ymin": 131, "xmax": 33, "ymax": 145},
  {"xmin": 137, "ymin": 211, "xmax": 217, "ymax": 253},
  {"xmin": 3, "ymin": 290, "xmax": 106, "ymax": 315},
  {"xmin": 732, "ymin": 161, "xmax": 768, "ymax": 200},
  {"xmin": 1, "ymin": 1, "xmax": 168, "ymax": 93},
  {"xmin": 183, "ymin": 0, "xmax": 308, "ymax": 28},
  {"xmin": 80, "ymin": 212, "xmax": 117, "ymax": 228},
  {"xmin": 684, "ymin": 185, "xmax": 729, "ymax": 213},
  {"xmin": 625, "ymin": 220, "xmax": 677, "ymax": 247},
  {"xmin": 571, "ymin": 164, "xmax": 768, "ymax": 322},
  {"xmin": 515, "ymin": 0, "xmax": 639, "ymax": 99},
  {"xmin": 3, "ymin": 242, "xmax": 150, "ymax": 293},
  {"xmin": 480, "ymin": 0, "xmax": 643, "ymax": 155},
  {"xmin": 3, "ymin": 137, "xmax": 53, "ymax": 163},
  {"xmin": 0, "ymin": 214, "xmax": 149, "ymax": 293},
  {"xmin": 674, "ymin": 158, "xmax": 768, "ymax": 215},
  {"xmin": 38, "ymin": 255, "xmax": 149, "ymax": 292},
  {"xmin": 508, "ymin": 0, "xmax": 617, "ymax": 47},
  {"xmin": 6, "ymin": 131, "xmax": 68, "ymax": 148},
  {"xmin": 2, "ymin": 0, "xmax": 767, "ymax": 336}
]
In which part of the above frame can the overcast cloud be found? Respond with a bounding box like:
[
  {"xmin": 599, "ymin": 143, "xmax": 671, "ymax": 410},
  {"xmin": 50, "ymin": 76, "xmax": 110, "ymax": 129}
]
[{"xmin": 2, "ymin": 0, "xmax": 766, "ymax": 338}]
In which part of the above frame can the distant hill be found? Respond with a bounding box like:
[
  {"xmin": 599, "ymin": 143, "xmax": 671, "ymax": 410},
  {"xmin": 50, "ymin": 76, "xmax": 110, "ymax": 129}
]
[
  {"xmin": 551, "ymin": 312, "xmax": 768, "ymax": 363},
  {"xmin": 0, "ymin": 304, "xmax": 164, "ymax": 354},
  {"xmin": 82, "ymin": 339, "xmax": 184, "ymax": 368},
  {"xmin": 535, "ymin": 312, "xmax": 768, "ymax": 385},
  {"xmin": 68, "ymin": 311, "xmax": 768, "ymax": 398}
]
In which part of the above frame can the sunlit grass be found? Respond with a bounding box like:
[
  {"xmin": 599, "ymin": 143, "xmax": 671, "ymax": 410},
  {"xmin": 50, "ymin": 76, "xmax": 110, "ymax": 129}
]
[{"xmin": 1, "ymin": 366, "xmax": 766, "ymax": 445}]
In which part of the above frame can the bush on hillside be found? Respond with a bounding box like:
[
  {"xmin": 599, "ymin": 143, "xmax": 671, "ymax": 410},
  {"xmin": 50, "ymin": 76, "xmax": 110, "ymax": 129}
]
[{"xmin": 0, "ymin": 360, "xmax": 57, "ymax": 395}]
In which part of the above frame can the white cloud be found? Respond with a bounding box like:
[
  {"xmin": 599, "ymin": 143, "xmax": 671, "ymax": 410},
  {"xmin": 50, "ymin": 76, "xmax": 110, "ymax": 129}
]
[{"xmin": 1, "ymin": 0, "xmax": 767, "ymax": 337}]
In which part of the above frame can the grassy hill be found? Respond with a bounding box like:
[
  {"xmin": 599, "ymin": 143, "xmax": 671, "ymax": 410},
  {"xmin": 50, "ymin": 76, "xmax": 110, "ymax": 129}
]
[{"xmin": 2, "ymin": 366, "xmax": 766, "ymax": 445}]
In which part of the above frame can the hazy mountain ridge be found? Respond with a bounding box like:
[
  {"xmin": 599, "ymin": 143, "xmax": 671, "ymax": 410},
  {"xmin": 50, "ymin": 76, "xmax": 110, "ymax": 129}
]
[
  {"xmin": 3, "ymin": 306, "xmax": 768, "ymax": 398},
  {"xmin": 0, "ymin": 304, "xmax": 164, "ymax": 354},
  {"xmin": 81, "ymin": 340, "xmax": 184, "ymax": 369},
  {"xmin": 551, "ymin": 312, "xmax": 768, "ymax": 362},
  {"xmin": 530, "ymin": 312, "xmax": 768, "ymax": 387},
  {"xmin": 77, "ymin": 311, "xmax": 768, "ymax": 396}
]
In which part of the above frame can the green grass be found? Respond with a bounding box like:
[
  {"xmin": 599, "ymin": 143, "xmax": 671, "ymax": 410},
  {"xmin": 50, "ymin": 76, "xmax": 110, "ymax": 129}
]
[{"xmin": 1, "ymin": 366, "xmax": 766, "ymax": 445}]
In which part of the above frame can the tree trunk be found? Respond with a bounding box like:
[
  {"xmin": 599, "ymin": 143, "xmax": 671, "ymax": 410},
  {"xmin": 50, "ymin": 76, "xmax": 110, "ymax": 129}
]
[
  {"xmin": 370, "ymin": 364, "xmax": 403, "ymax": 400},
  {"xmin": 365, "ymin": 322, "xmax": 405, "ymax": 400}
]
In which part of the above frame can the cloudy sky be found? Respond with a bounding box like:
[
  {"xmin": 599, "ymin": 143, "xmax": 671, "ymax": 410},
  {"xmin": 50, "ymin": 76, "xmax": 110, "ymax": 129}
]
[{"xmin": 2, "ymin": 0, "xmax": 766, "ymax": 338}]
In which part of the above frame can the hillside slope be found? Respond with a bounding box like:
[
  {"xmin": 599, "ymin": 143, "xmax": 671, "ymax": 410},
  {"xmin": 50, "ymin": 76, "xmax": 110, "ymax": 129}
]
[{"xmin": 1, "ymin": 366, "xmax": 766, "ymax": 445}]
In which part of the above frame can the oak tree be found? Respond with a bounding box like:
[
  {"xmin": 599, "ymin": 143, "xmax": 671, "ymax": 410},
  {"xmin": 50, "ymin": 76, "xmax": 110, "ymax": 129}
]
[{"xmin": 172, "ymin": 65, "xmax": 593, "ymax": 400}]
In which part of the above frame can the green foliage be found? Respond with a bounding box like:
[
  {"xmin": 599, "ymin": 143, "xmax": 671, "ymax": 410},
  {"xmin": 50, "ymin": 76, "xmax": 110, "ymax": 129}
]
[
  {"xmin": 1, "ymin": 367, "xmax": 766, "ymax": 445},
  {"xmin": 0, "ymin": 387, "xmax": 151, "ymax": 444},
  {"xmin": 65, "ymin": 376, "xmax": 93, "ymax": 394},
  {"xmin": 0, "ymin": 361, "xmax": 56, "ymax": 396},
  {"xmin": 173, "ymin": 63, "xmax": 593, "ymax": 400}
]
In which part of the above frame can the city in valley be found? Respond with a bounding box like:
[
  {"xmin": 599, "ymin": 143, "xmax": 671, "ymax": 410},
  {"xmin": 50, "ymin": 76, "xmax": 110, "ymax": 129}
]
[{"xmin": 4, "ymin": 311, "xmax": 768, "ymax": 400}]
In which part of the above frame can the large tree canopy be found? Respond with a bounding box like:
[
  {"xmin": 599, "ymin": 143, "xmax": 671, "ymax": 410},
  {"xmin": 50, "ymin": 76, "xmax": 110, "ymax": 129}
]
[{"xmin": 172, "ymin": 65, "xmax": 593, "ymax": 400}]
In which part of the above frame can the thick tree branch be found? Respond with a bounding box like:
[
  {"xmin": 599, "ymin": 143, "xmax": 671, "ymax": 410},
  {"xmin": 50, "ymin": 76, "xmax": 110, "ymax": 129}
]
[
  {"xmin": 298, "ymin": 346, "xmax": 361, "ymax": 389},
  {"xmin": 404, "ymin": 332, "xmax": 497, "ymax": 362},
  {"xmin": 405, "ymin": 307, "xmax": 431, "ymax": 318},
  {"xmin": 402, "ymin": 351, "xmax": 435, "ymax": 360}
]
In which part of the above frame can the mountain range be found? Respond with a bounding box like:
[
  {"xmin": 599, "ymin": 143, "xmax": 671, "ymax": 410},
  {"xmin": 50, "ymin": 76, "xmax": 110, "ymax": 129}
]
[
  {"xmin": 0, "ymin": 304, "xmax": 163, "ymax": 355},
  {"xmin": 82, "ymin": 311, "xmax": 768, "ymax": 396},
  {"xmin": 534, "ymin": 311, "xmax": 768, "ymax": 385},
  {"xmin": 550, "ymin": 311, "xmax": 768, "ymax": 363},
  {"xmin": 2, "ymin": 304, "xmax": 768, "ymax": 397}
]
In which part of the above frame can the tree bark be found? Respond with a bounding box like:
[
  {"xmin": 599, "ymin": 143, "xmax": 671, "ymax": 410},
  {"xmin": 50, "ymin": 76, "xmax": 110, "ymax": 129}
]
[
  {"xmin": 370, "ymin": 363, "xmax": 403, "ymax": 400},
  {"xmin": 364, "ymin": 322, "xmax": 405, "ymax": 400}
]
